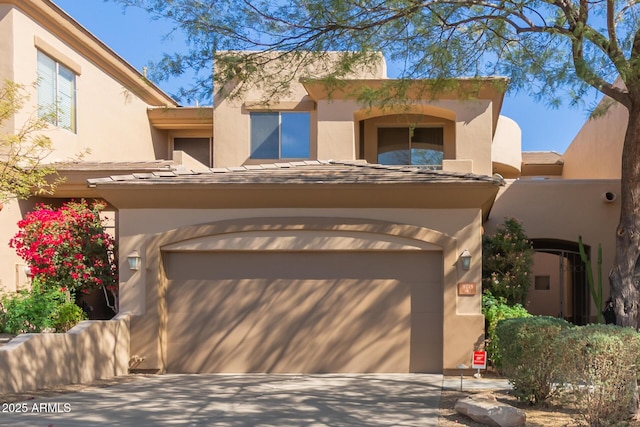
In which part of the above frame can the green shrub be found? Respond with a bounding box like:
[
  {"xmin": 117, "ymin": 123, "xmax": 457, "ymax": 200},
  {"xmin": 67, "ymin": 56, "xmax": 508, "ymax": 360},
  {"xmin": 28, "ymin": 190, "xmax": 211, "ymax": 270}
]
[
  {"xmin": 496, "ymin": 316, "xmax": 572, "ymax": 404},
  {"xmin": 555, "ymin": 324, "xmax": 640, "ymax": 426},
  {"xmin": 51, "ymin": 301, "xmax": 85, "ymax": 332},
  {"xmin": 482, "ymin": 218, "xmax": 534, "ymax": 306},
  {"xmin": 482, "ymin": 292, "xmax": 531, "ymax": 369},
  {"xmin": 0, "ymin": 280, "xmax": 85, "ymax": 334}
]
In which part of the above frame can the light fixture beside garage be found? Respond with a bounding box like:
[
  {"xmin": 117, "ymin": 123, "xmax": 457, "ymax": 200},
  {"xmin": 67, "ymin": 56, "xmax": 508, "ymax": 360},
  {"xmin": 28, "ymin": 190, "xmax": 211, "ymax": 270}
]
[
  {"xmin": 459, "ymin": 249, "xmax": 472, "ymax": 271},
  {"xmin": 127, "ymin": 250, "xmax": 142, "ymax": 271}
]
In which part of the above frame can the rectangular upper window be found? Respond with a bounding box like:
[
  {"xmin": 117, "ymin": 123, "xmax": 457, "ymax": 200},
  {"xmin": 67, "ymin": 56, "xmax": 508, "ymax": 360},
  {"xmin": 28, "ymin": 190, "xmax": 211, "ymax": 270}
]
[
  {"xmin": 37, "ymin": 51, "xmax": 76, "ymax": 132},
  {"xmin": 250, "ymin": 112, "xmax": 310, "ymax": 159}
]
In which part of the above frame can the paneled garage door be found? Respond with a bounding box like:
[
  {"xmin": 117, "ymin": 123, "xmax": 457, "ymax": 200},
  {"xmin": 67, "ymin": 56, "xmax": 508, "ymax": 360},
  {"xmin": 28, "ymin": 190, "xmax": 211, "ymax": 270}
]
[{"xmin": 165, "ymin": 251, "xmax": 442, "ymax": 373}]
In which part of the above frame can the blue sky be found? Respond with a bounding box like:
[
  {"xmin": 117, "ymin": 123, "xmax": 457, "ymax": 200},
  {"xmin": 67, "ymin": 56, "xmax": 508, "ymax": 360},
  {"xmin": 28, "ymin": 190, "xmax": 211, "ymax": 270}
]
[{"xmin": 53, "ymin": 0, "xmax": 601, "ymax": 153}]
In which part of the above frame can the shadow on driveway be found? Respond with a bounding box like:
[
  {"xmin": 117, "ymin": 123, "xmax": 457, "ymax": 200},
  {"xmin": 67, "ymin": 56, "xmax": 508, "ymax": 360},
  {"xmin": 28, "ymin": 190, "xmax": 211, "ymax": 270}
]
[{"xmin": 0, "ymin": 374, "xmax": 443, "ymax": 426}]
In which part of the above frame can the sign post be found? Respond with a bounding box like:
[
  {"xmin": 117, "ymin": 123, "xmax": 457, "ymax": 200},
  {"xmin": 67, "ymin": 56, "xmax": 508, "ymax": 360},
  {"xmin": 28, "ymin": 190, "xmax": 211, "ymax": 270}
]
[{"xmin": 472, "ymin": 351, "xmax": 487, "ymax": 378}]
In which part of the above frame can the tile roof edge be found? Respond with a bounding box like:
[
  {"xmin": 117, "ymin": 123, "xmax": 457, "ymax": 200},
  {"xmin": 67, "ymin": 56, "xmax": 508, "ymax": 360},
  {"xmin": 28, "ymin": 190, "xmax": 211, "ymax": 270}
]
[{"xmin": 87, "ymin": 160, "xmax": 505, "ymax": 186}]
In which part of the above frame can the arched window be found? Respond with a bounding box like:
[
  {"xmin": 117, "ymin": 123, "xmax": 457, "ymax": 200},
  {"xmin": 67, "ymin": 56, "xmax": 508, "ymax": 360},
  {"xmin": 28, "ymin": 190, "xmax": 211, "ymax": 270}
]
[{"xmin": 377, "ymin": 127, "xmax": 443, "ymax": 167}]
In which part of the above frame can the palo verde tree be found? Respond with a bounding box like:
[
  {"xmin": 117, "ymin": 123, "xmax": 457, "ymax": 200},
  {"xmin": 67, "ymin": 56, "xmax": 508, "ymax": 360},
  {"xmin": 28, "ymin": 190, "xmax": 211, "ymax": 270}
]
[
  {"xmin": 115, "ymin": 0, "xmax": 640, "ymax": 327},
  {"xmin": 0, "ymin": 79, "xmax": 57, "ymax": 204}
]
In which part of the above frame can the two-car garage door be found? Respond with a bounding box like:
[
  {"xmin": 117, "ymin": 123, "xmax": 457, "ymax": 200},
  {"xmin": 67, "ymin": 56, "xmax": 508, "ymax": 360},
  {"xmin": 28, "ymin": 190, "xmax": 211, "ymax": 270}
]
[{"xmin": 165, "ymin": 251, "xmax": 443, "ymax": 373}]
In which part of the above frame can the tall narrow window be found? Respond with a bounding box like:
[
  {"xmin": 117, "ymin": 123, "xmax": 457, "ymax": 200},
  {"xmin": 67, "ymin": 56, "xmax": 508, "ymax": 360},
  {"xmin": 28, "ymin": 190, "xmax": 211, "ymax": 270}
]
[
  {"xmin": 37, "ymin": 51, "xmax": 76, "ymax": 132},
  {"xmin": 250, "ymin": 112, "xmax": 310, "ymax": 159},
  {"xmin": 377, "ymin": 127, "xmax": 443, "ymax": 167}
]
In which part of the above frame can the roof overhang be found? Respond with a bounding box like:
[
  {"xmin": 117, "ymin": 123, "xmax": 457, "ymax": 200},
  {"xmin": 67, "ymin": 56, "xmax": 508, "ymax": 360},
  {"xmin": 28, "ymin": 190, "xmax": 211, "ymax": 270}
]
[
  {"xmin": 46, "ymin": 161, "xmax": 175, "ymax": 198},
  {"xmin": 91, "ymin": 183, "xmax": 500, "ymax": 221},
  {"xmin": 147, "ymin": 107, "xmax": 214, "ymax": 130},
  {"xmin": 87, "ymin": 161, "xmax": 503, "ymax": 220}
]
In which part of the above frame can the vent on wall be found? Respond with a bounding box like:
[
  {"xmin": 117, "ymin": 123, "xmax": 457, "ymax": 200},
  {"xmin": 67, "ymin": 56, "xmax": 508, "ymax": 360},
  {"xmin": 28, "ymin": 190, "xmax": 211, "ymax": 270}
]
[{"xmin": 602, "ymin": 192, "xmax": 617, "ymax": 203}]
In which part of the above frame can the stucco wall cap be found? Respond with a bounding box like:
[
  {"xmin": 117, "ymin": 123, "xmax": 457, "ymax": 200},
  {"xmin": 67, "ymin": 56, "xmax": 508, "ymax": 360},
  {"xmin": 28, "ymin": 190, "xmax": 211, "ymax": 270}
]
[{"xmin": 521, "ymin": 151, "xmax": 564, "ymax": 165}]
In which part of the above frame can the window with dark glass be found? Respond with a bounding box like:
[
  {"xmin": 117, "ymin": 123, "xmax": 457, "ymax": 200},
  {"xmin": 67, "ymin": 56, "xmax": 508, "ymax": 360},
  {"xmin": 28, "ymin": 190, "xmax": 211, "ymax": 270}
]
[
  {"xmin": 173, "ymin": 137, "xmax": 212, "ymax": 166},
  {"xmin": 377, "ymin": 127, "xmax": 443, "ymax": 166},
  {"xmin": 37, "ymin": 51, "xmax": 76, "ymax": 132},
  {"xmin": 250, "ymin": 112, "xmax": 310, "ymax": 159},
  {"xmin": 534, "ymin": 275, "xmax": 551, "ymax": 291}
]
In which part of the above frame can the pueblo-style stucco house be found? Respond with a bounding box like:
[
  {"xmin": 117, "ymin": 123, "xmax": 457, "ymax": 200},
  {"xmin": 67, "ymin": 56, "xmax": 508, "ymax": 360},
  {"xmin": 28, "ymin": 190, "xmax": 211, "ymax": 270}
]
[{"xmin": 0, "ymin": 0, "xmax": 623, "ymax": 375}]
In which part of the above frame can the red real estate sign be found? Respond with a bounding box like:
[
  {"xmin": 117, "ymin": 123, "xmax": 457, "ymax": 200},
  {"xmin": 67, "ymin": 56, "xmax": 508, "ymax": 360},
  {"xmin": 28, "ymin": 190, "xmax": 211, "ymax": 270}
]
[{"xmin": 472, "ymin": 351, "xmax": 487, "ymax": 369}]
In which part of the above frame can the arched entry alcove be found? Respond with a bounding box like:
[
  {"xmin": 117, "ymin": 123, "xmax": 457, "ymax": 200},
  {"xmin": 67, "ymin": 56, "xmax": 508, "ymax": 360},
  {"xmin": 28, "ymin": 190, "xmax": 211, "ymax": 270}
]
[
  {"xmin": 530, "ymin": 239, "xmax": 590, "ymax": 325},
  {"xmin": 354, "ymin": 107, "xmax": 456, "ymax": 165}
]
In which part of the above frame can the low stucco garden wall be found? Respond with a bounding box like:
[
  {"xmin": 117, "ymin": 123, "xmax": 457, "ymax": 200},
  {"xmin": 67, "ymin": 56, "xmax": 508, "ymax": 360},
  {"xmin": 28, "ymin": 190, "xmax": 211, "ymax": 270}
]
[{"xmin": 0, "ymin": 313, "xmax": 130, "ymax": 394}]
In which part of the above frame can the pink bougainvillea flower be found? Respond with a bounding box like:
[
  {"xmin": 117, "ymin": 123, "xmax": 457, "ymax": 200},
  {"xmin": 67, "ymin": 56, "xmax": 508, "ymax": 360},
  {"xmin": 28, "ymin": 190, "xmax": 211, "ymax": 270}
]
[{"xmin": 10, "ymin": 199, "xmax": 118, "ymax": 298}]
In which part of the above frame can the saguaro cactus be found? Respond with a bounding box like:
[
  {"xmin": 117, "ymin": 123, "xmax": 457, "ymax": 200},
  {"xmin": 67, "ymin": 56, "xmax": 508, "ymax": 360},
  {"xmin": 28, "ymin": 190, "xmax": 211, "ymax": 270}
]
[{"xmin": 578, "ymin": 235, "xmax": 603, "ymax": 324}]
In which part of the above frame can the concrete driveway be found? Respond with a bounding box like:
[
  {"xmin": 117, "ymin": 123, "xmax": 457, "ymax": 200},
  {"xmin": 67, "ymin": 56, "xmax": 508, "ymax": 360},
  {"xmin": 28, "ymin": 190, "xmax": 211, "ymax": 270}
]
[{"xmin": 0, "ymin": 374, "xmax": 443, "ymax": 426}]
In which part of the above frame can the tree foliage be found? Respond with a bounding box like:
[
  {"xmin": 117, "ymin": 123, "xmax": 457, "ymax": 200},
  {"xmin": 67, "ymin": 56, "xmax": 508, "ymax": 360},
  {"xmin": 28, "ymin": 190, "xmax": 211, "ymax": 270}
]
[
  {"xmin": 0, "ymin": 80, "xmax": 57, "ymax": 203},
  {"xmin": 112, "ymin": 0, "xmax": 640, "ymax": 328},
  {"xmin": 112, "ymin": 0, "xmax": 638, "ymax": 107}
]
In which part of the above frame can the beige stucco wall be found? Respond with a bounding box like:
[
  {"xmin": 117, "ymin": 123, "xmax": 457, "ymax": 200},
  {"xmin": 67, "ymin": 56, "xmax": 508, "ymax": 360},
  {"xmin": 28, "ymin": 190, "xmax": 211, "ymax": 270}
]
[
  {"xmin": 4, "ymin": 6, "xmax": 167, "ymax": 162},
  {"xmin": 527, "ymin": 252, "xmax": 568, "ymax": 317},
  {"xmin": 0, "ymin": 5, "xmax": 14, "ymax": 83},
  {"xmin": 116, "ymin": 208, "xmax": 484, "ymax": 373},
  {"xmin": 0, "ymin": 4, "xmax": 173, "ymax": 292},
  {"xmin": 214, "ymin": 55, "xmax": 498, "ymax": 176},
  {"xmin": 487, "ymin": 179, "xmax": 620, "ymax": 310},
  {"xmin": 0, "ymin": 314, "xmax": 130, "ymax": 394},
  {"xmin": 317, "ymin": 99, "xmax": 358, "ymax": 160},
  {"xmin": 213, "ymin": 52, "xmax": 386, "ymax": 167},
  {"xmin": 0, "ymin": 5, "xmax": 15, "ymax": 136},
  {"xmin": 491, "ymin": 115, "xmax": 522, "ymax": 178},
  {"xmin": 562, "ymin": 100, "xmax": 626, "ymax": 179},
  {"xmin": 0, "ymin": 199, "xmax": 38, "ymax": 292},
  {"xmin": 216, "ymin": 95, "xmax": 496, "ymax": 175},
  {"xmin": 452, "ymin": 100, "xmax": 494, "ymax": 176}
]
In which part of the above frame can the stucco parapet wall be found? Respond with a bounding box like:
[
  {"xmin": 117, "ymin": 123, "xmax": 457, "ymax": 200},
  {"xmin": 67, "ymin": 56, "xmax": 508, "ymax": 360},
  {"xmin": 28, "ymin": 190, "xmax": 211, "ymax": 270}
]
[
  {"xmin": 521, "ymin": 151, "xmax": 564, "ymax": 165},
  {"xmin": 301, "ymin": 77, "xmax": 507, "ymax": 134},
  {"xmin": 301, "ymin": 78, "xmax": 508, "ymax": 102},
  {"xmin": 1, "ymin": 0, "xmax": 176, "ymax": 106},
  {"xmin": 520, "ymin": 151, "xmax": 564, "ymax": 177},
  {"xmin": 87, "ymin": 160, "xmax": 505, "ymax": 186},
  {"xmin": 0, "ymin": 313, "xmax": 130, "ymax": 394}
]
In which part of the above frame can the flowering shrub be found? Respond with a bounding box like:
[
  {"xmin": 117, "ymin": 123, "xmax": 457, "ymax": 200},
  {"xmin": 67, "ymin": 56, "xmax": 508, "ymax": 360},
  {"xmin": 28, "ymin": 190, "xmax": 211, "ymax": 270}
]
[
  {"xmin": 482, "ymin": 218, "xmax": 534, "ymax": 306},
  {"xmin": 9, "ymin": 200, "xmax": 118, "ymax": 309}
]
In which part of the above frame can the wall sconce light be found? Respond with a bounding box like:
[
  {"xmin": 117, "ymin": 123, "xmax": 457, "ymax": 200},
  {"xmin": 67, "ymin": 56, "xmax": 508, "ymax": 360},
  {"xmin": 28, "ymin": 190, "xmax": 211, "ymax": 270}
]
[
  {"xmin": 460, "ymin": 249, "xmax": 472, "ymax": 271},
  {"xmin": 24, "ymin": 264, "xmax": 33, "ymax": 278},
  {"xmin": 127, "ymin": 250, "xmax": 141, "ymax": 271}
]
